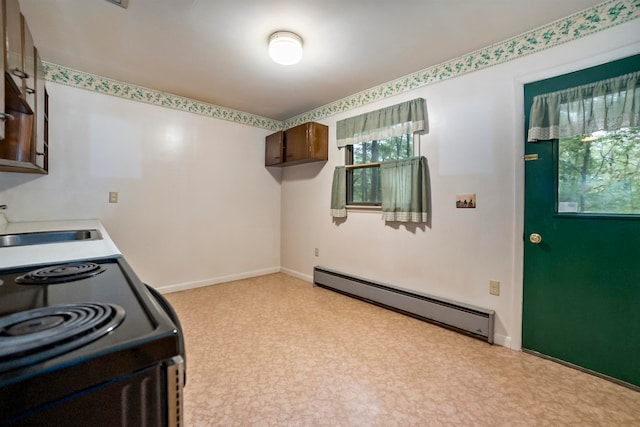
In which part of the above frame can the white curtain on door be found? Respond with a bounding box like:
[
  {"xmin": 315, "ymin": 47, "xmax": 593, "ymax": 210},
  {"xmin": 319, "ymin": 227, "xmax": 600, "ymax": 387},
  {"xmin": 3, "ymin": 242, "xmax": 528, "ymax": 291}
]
[{"xmin": 528, "ymin": 70, "xmax": 640, "ymax": 142}]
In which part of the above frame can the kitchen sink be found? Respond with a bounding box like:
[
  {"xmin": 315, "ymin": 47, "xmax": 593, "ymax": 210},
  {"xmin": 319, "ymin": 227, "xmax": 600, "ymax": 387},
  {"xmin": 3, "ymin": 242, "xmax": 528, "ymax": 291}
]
[{"xmin": 0, "ymin": 229, "xmax": 103, "ymax": 248}]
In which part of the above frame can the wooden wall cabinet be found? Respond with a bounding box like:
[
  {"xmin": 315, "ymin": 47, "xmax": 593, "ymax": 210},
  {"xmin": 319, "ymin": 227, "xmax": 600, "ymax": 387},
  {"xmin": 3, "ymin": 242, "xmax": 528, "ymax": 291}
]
[
  {"xmin": 0, "ymin": 0, "xmax": 48, "ymax": 174},
  {"xmin": 265, "ymin": 122, "xmax": 328, "ymax": 167}
]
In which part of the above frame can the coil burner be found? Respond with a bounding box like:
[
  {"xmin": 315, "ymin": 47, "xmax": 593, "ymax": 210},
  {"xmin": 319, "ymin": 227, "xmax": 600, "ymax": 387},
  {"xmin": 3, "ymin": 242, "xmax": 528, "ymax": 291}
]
[
  {"xmin": 16, "ymin": 262, "xmax": 106, "ymax": 285},
  {"xmin": 0, "ymin": 303, "xmax": 125, "ymax": 371}
]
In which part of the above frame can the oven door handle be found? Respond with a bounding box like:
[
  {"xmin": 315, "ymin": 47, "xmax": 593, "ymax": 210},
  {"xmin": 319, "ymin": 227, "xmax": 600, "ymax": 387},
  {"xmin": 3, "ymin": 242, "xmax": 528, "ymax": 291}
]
[
  {"xmin": 144, "ymin": 284, "xmax": 186, "ymax": 387},
  {"xmin": 166, "ymin": 355, "xmax": 185, "ymax": 427}
]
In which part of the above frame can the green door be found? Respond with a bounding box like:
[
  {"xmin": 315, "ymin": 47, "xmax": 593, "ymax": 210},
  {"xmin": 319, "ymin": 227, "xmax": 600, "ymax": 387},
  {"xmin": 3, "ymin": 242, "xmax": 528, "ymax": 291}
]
[{"xmin": 522, "ymin": 55, "xmax": 640, "ymax": 388}]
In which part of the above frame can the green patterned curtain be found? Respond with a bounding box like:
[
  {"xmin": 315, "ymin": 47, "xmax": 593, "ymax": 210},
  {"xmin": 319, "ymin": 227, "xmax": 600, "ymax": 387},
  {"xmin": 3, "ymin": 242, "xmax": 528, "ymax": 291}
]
[
  {"xmin": 528, "ymin": 71, "xmax": 640, "ymax": 142},
  {"xmin": 380, "ymin": 156, "xmax": 428, "ymax": 223},
  {"xmin": 330, "ymin": 166, "xmax": 346, "ymax": 218},
  {"xmin": 336, "ymin": 98, "xmax": 428, "ymax": 148}
]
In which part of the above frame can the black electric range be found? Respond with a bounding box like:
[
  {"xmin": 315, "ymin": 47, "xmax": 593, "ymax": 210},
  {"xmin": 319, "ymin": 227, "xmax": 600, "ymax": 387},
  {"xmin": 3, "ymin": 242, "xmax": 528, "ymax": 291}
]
[{"xmin": 0, "ymin": 256, "xmax": 184, "ymax": 426}]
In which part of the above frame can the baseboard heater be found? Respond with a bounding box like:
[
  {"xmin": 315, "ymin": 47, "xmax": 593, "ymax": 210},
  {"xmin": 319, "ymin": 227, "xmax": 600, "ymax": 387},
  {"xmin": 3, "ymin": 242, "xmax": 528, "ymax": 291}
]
[{"xmin": 313, "ymin": 267, "xmax": 495, "ymax": 344}]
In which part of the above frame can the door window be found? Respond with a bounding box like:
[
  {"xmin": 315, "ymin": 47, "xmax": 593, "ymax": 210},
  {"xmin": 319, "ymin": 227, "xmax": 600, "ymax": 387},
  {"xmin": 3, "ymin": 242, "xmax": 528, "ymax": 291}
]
[{"xmin": 558, "ymin": 126, "xmax": 640, "ymax": 214}]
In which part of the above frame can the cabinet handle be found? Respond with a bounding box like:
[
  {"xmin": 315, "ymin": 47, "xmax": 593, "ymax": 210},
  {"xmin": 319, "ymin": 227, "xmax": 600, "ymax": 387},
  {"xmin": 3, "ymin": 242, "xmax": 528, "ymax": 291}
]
[
  {"xmin": 10, "ymin": 68, "xmax": 29, "ymax": 79},
  {"xmin": 36, "ymin": 152, "xmax": 45, "ymax": 156},
  {"xmin": 0, "ymin": 113, "xmax": 15, "ymax": 121},
  {"xmin": 25, "ymin": 87, "xmax": 35, "ymax": 94}
]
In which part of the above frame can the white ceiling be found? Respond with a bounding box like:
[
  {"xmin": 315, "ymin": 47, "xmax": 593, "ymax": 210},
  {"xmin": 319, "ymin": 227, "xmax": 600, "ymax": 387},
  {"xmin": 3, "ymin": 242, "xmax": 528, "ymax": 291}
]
[{"xmin": 19, "ymin": 0, "xmax": 604, "ymax": 121}]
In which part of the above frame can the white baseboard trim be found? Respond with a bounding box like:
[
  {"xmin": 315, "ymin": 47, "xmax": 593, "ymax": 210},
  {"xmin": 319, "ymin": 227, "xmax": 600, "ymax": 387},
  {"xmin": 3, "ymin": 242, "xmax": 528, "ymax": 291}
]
[
  {"xmin": 493, "ymin": 334, "xmax": 512, "ymax": 349},
  {"xmin": 156, "ymin": 266, "xmax": 281, "ymax": 294},
  {"xmin": 279, "ymin": 267, "xmax": 313, "ymax": 283}
]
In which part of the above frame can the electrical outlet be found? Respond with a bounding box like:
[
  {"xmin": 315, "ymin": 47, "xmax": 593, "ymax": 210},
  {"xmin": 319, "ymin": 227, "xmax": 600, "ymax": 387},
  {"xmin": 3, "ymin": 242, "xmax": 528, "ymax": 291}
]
[
  {"xmin": 489, "ymin": 280, "xmax": 500, "ymax": 296},
  {"xmin": 109, "ymin": 192, "xmax": 118, "ymax": 203},
  {"xmin": 314, "ymin": 248, "xmax": 319, "ymax": 257}
]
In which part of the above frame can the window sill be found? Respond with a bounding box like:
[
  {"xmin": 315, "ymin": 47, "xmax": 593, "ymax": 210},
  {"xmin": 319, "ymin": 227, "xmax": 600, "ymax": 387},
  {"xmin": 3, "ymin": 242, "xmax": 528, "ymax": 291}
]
[{"xmin": 346, "ymin": 205, "xmax": 381, "ymax": 212}]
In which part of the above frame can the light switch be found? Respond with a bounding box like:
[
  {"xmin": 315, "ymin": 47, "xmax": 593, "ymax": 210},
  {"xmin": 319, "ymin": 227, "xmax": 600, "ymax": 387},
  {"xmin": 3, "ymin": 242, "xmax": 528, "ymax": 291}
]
[{"xmin": 109, "ymin": 192, "xmax": 118, "ymax": 203}]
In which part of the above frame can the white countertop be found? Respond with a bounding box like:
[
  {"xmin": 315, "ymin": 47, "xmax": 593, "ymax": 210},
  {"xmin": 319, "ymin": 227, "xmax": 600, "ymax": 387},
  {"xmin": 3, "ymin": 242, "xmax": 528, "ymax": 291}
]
[{"xmin": 0, "ymin": 219, "xmax": 121, "ymax": 269}]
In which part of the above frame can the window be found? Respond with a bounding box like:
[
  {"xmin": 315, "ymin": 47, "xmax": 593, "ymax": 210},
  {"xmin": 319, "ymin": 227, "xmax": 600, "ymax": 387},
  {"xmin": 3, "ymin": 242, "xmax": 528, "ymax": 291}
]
[
  {"xmin": 331, "ymin": 97, "xmax": 429, "ymax": 221},
  {"xmin": 558, "ymin": 126, "xmax": 640, "ymax": 214},
  {"xmin": 346, "ymin": 134, "xmax": 414, "ymax": 205}
]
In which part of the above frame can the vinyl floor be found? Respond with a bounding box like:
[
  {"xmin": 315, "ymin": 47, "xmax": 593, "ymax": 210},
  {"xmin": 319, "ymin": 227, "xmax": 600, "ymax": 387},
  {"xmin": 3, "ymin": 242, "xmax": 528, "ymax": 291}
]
[{"xmin": 164, "ymin": 273, "xmax": 640, "ymax": 426}]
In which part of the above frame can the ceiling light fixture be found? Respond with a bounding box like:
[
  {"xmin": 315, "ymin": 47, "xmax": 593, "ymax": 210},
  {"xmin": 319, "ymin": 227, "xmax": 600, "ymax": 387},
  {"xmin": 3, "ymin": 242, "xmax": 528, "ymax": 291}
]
[
  {"xmin": 268, "ymin": 31, "xmax": 303, "ymax": 65},
  {"xmin": 105, "ymin": 0, "xmax": 128, "ymax": 8}
]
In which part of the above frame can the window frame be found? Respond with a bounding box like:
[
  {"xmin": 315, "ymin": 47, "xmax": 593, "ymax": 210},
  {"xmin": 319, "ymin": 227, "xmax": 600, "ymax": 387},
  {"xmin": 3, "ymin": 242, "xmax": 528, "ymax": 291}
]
[{"xmin": 345, "ymin": 134, "xmax": 417, "ymax": 207}]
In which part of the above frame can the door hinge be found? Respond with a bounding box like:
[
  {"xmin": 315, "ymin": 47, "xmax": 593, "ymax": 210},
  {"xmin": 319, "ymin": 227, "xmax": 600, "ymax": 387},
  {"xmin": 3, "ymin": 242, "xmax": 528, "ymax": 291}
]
[{"xmin": 523, "ymin": 154, "xmax": 539, "ymax": 161}]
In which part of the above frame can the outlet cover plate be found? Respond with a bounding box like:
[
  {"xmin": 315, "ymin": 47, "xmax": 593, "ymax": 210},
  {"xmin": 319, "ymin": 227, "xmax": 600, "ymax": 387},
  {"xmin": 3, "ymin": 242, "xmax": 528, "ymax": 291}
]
[{"xmin": 489, "ymin": 280, "xmax": 500, "ymax": 296}]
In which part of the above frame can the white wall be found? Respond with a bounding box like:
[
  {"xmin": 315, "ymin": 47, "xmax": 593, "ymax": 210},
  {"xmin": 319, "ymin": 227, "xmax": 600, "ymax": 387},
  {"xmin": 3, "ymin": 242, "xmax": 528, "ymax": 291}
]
[
  {"xmin": 0, "ymin": 83, "xmax": 282, "ymax": 291},
  {"xmin": 1, "ymin": 19, "xmax": 638, "ymax": 348},
  {"xmin": 280, "ymin": 20, "xmax": 640, "ymax": 349}
]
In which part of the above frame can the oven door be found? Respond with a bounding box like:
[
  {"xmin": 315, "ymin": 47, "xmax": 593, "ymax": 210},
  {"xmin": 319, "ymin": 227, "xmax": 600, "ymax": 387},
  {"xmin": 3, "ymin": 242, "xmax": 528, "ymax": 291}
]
[{"xmin": 2, "ymin": 358, "xmax": 185, "ymax": 427}]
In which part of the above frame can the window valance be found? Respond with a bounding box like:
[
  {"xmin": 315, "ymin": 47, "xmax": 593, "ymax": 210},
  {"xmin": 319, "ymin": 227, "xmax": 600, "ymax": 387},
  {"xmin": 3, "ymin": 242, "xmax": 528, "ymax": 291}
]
[
  {"xmin": 528, "ymin": 71, "xmax": 640, "ymax": 142},
  {"xmin": 336, "ymin": 98, "xmax": 428, "ymax": 148}
]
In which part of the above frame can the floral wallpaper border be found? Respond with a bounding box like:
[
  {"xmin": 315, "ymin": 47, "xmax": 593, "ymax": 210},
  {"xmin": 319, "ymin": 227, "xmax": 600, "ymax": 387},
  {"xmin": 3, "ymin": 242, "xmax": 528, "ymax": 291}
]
[
  {"xmin": 44, "ymin": 0, "xmax": 639, "ymax": 131},
  {"xmin": 43, "ymin": 63, "xmax": 283, "ymax": 132},
  {"xmin": 284, "ymin": 0, "xmax": 640, "ymax": 128}
]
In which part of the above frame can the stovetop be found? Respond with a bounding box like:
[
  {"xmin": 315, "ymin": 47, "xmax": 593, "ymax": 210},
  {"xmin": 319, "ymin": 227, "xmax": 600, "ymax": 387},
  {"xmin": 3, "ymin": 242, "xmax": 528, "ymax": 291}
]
[
  {"xmin": 0, "ymin": 301, "xmax": 126, "ymax": 372},
  {"xmin": 0, "ymin": 257, "xmax": 180, "ymax": 418}
]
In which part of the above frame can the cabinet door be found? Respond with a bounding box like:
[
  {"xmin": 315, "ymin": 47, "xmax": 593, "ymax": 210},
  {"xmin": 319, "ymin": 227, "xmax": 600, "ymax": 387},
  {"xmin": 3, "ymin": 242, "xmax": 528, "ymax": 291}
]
[
  {"xmin": 4, "ymin": 0, "xmax": 23, "ymax": 93},
  {"xmin": 265, "ymin": 131, "xmax": 283, "ymax": 166},
  {"xmin": 0, "ymin": 1, "xmax": 5, "ymax": 139},
  {"xmin": 284, "ymin": 123, "xmax": 310, "ymax": 162},
  {"xmin": 34, "ymin": 47, "xmax": 45, "ymax": 169},
  {"xmin": 0, "ymin": 111, "xmax": 33, "ymax": 163},
  {"xmin": 21, "ymin": 13, "xmax": 35, "ymax": 112},
  {"xmin": 307, "ymin": 122, "xmax": 328, "ymax": 161}
]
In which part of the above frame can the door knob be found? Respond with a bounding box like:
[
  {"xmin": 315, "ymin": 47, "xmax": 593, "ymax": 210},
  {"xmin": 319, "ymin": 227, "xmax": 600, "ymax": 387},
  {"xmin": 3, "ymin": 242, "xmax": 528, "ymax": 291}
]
[{"xmin": 529, "ymin": 233, "xmax": 542, "ymax": 244}]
